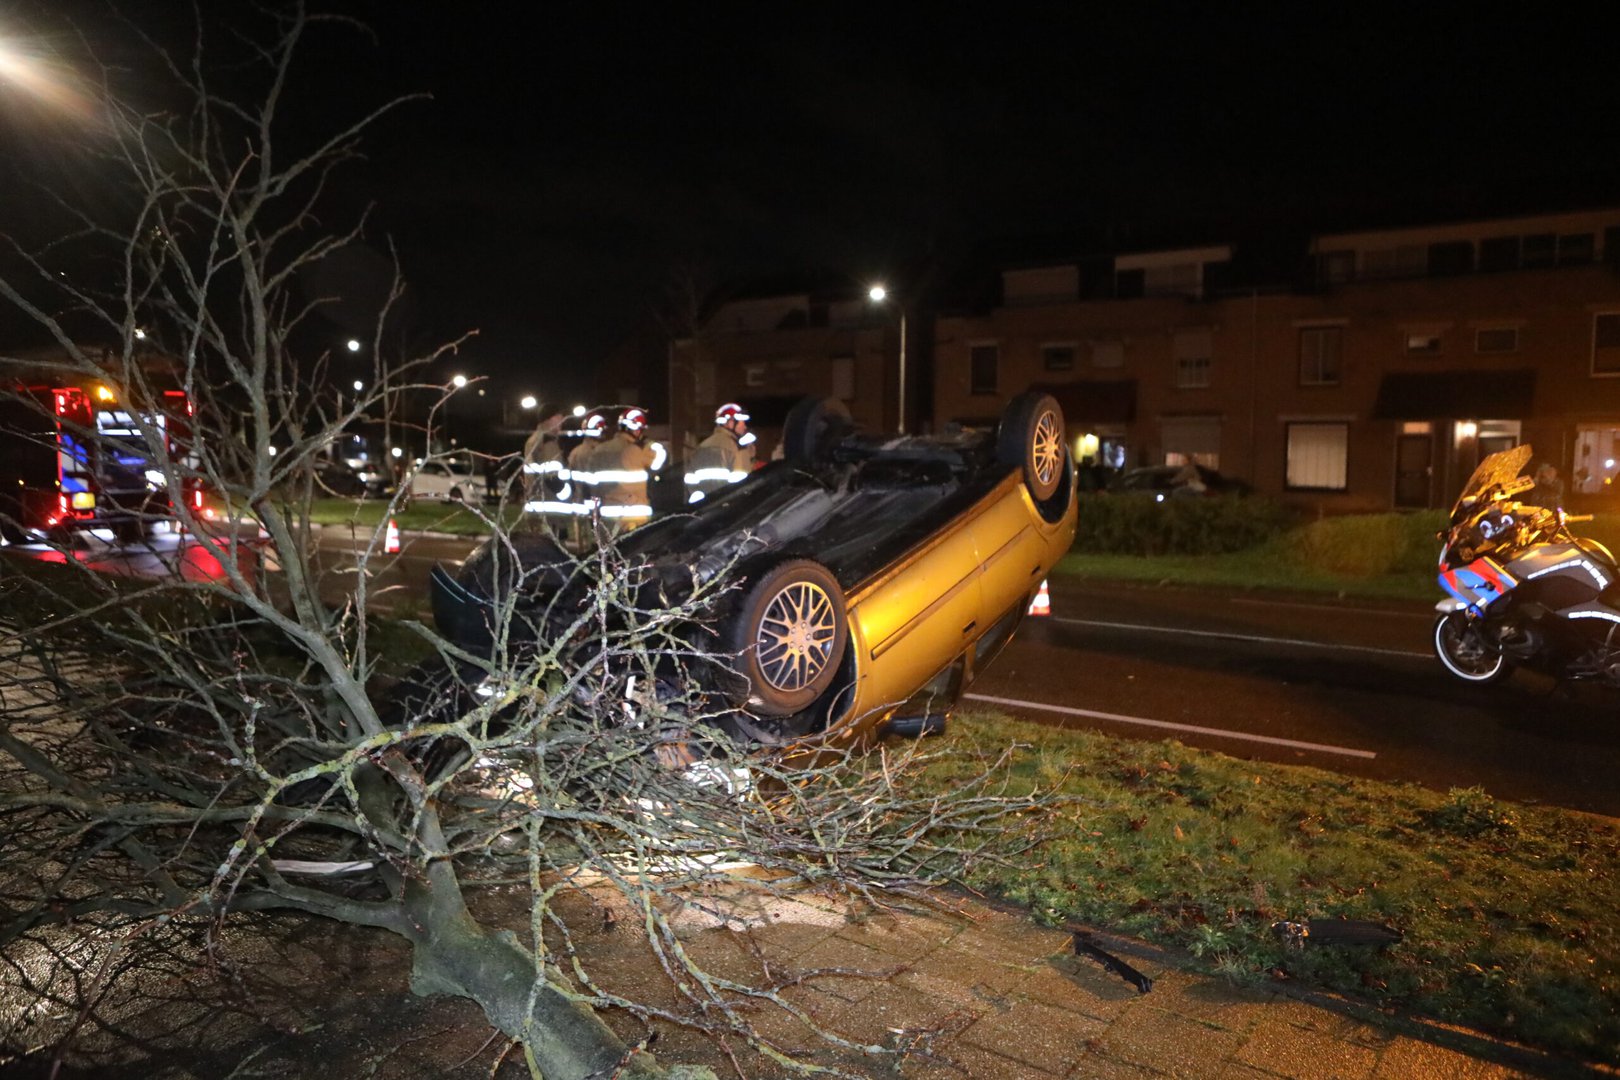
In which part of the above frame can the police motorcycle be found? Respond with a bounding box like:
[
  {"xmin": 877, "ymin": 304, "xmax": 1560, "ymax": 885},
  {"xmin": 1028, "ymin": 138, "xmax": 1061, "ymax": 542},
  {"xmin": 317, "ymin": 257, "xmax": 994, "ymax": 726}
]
[{"xmin": 1434, "ymin": 444, "xmax": 1620, "ymax": 685}]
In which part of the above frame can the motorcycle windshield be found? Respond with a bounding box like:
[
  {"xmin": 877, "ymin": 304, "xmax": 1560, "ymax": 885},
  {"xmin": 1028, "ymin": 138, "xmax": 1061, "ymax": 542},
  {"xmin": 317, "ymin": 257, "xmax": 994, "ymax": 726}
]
[{"xmin": 1452, "ymin": 444, "xmax": 1534, "ymax": 516}]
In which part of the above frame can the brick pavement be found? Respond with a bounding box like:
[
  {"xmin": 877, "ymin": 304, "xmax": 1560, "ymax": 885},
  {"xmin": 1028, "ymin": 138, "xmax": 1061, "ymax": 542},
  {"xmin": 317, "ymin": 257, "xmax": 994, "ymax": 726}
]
[{"xmin": 570, "ymin": 874, "xmax": 1612, "ymax": 1079}]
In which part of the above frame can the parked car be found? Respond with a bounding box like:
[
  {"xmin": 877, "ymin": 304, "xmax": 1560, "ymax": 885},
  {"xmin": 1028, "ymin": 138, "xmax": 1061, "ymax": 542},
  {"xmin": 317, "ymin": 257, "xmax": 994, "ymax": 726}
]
[
  {"xmin": 408, "ymin": 457, "xmax": 489, "ymax": 503},
  {"xmin": 1110, "ymin": 463, "xmax": 1251, "ymax": 500},
  {"xmin": 429, "ymin": 391, "xmax": 1078, "ymax": 748},
  {"xmin": 312, "ymin": 460, "xmax": 392, "ymax": 499}
]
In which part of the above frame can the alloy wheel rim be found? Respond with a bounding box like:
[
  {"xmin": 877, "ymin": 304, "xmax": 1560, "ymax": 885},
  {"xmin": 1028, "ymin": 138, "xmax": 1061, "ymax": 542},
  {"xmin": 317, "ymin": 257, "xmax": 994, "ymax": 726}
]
[
  {"xmin": 1033, "ymin": 410, "xmax": 1063, "ymax": 487},
  {"xmin": 756, "ymin": 581, "xmax": 837, "ymax": 692}
]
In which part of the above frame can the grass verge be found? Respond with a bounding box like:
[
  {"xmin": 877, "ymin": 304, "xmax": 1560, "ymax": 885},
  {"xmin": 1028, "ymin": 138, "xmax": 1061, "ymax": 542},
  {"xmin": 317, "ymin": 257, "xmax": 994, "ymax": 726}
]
[
  {"xmin": 307, "ymin": 497, "xmax": 515, "ymax": 537},
  {"xmin": 1054, "ymin": 547, "xmax": 1438, "ymax": 602},
  {"xmin": 927, "ymin": 710, "xmax": 1620, "ymax": 1064}
]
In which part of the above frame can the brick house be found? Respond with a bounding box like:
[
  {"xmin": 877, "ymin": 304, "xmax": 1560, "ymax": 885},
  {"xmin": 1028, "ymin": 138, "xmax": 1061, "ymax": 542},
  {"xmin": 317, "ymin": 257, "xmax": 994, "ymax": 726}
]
[{"xmin": 933, "ymin": 210, "xmax": 1620, "ymax": 511}]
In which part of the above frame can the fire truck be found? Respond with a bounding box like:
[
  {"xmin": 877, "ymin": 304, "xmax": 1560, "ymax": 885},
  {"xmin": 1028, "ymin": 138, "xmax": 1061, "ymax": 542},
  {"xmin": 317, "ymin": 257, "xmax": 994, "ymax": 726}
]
[{"xmin": 0, "ymin": 378, "xmax": 198, "ymax": 544}]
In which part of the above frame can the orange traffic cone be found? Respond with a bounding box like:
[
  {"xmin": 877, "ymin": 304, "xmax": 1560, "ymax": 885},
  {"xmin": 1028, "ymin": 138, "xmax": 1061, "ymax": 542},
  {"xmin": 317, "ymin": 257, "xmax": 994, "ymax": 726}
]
[
  {"xmin": 1026, "ymin": 578, "xmax": 1051, "ymax": 617},
  {"xmin": 385, "ymin": 517, "xmax": 401, "ymax": 554}
]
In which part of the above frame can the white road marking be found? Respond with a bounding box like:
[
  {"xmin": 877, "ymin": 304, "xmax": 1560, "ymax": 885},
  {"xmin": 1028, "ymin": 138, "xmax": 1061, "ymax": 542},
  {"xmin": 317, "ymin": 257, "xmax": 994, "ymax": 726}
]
[
  {"xmin": 1053, "ymin": 616, "xmax": 1432, "ymax": 659},
  {"xmin": 1227, "ymin": 596, "xmax": 1432, "ymax": 619},
  {"xmin": 964, "ymin": 692, "xmax": 1379, "ymax": 760}
]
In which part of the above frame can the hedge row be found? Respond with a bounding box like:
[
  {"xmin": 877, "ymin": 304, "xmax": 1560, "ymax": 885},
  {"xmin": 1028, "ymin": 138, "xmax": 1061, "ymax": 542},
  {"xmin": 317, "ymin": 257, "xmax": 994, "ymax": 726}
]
[{"xmin": 1071, "ymin": 493, "xmax": 1293, "ymax": 556}]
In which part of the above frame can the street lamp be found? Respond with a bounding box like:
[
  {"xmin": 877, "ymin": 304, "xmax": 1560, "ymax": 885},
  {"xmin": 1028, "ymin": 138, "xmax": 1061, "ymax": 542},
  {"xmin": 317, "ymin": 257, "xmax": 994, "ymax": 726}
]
[
  {"xmin": 346, "ymin": 338, "xmax": 361, "ymax": 353},
  {"xmin": 869, "ymin": 283, "xmax": 908, "ymax": 434},
  {"xmin": 572, "ymin": 404, "xmax": 586, "ymax": 417},
  {"xmin": 520, "ymin": 395, "xmax": 538, "ymax": 410},
  {"xmin": 452, "ymin": 374, "xmax": 468, "ymax": 389}
]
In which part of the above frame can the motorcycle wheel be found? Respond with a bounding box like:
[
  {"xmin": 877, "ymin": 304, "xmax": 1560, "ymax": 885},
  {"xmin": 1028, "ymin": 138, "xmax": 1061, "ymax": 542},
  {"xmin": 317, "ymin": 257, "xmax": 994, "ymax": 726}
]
[{"xmin": 1433, "ymin": 613, "xmax": 1510, "ymax": 685}]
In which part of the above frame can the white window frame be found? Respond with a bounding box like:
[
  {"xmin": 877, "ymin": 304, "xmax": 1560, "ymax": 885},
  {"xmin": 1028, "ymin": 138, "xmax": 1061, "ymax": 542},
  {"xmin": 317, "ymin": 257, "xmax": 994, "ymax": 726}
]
[{"xmin": 1298, "ymin": 326, "xmax": 1343, "ymax": 386}]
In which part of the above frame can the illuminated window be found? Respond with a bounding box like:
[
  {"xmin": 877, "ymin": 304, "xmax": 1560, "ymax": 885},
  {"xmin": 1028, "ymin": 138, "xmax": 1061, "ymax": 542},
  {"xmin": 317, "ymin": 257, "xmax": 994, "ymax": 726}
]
[
  {"xmin": 969, "ymin": 344, "xmax": 999, "ymax": 395},
  {"xmin": 1299, "ymin": 326, "xmax": 1342, "ymax": 385},
  {"xmin": 1286, "ymin": 423, "xmax": 1348, "ymax": 491}
]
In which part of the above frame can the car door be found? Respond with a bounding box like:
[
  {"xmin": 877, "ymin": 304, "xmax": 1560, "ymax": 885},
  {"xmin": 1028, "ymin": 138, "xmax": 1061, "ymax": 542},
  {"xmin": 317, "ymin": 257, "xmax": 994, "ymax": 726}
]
[{"xmin": 972, "ymin": 474, "xmax": 1054, "ymax": 628}]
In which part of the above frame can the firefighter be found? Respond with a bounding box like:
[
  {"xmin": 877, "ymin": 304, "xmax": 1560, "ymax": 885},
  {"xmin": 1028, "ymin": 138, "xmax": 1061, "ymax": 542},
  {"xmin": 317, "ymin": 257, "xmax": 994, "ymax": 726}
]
[
  {"xmin": 520, "ymin": 405, "xmax": 568, "ymax": 511},
  {"xmin": 566, "ymin": 411, "xmax": 608, "ymax": 511},
  {"xmin": 684, "ymin": 402, "xmax": 757, "ymax": 503},
  {"xmin": 588, "ymin": 406, "xmax": 665, "ymax": 527}
]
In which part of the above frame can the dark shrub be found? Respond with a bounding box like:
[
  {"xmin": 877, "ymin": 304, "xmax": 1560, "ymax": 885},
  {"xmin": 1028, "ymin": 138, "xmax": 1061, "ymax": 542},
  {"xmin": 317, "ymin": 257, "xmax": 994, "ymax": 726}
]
[{"xmin": 1074, "ymin": 493, "xmax": 1292, "ymax": 556}]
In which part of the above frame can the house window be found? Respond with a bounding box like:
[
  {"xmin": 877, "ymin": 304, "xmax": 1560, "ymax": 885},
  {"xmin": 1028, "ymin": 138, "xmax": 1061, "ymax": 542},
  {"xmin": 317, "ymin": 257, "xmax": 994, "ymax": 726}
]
[
  {"xmin": 1286, "ymin": 423, "xmax": 1349, "ymax": 491},
  {"xmin": 1522, "ymin": 233, "xmax": 1556, "ymax": 268},
  {"xmin": 1176, "ymin": 356, "xmax": 1211, "ymax": 388},
  {"xmin": 969, "ymin": 344, "xmax": 999, "ymax": 395},
  {"xmin": 1042, "ymin": 344, "xmax": 1076, "ymax": 372},
  {"xmin": 1406, "ymin": 332, "xmax": 1442, "ymax": 355},
  {"xmin": 1173, "ymin": 329, "xmax": 1213, "ymax": 388},
  {"xmin": 1593, "ymin": 314, "xmax": 1620, "ymax": 376},
  {"xmin": 1091, "ymin": 341, "xmax": 1124, "ymax": 368},
  {"xmin": 1475, "ymin": 328, "xmax": 1519, "ymax": 354},
  {"xmin": 1161, "ymin": 416, "xmax": 1221, "ymax": 469},
  {"xmin": 1362, "ymin": 246, "xmax": 1425, "ymax": 278},
  {"xmin": 1319, "ymin": 250, "xmax": 1355, "ymax": 284},
  {"xmin": 1559, "ymin": 233, "xmax": 1596, "ymax": 265},
  {"xmin": 1299, "ymin": 326, "xmax": 1343, "ymax": 385}
]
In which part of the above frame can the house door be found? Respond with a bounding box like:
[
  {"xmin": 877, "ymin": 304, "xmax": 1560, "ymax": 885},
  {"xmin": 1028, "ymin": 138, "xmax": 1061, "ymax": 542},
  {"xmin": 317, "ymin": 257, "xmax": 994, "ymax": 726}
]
[{"xmin": 1394, "ymin": 433, "xmax": 1433, "ymax": 508}]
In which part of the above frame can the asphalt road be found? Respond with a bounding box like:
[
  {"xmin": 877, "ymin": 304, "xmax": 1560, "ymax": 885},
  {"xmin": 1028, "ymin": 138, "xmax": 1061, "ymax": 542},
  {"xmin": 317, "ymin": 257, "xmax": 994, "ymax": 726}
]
[
  {"xmin": 11, "ymin": 527, "xmax": 1620, "ymax": 816},
  {"xmin": 984, "ymin": 579, "xmax": 1620, "ymax": 817}
]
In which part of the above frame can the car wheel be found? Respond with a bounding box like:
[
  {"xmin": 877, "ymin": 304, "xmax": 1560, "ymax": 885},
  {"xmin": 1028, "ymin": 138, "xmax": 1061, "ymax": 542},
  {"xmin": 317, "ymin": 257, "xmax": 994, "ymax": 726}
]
[
  {"xmin": 725, "ymin": 558, "xmax": 848, "ymax": 716},
  {"xmin": 782, "ymin": 396, "xmax": 853, "ymax": 462},
  {"xmin": 997, "ymin": 391, "xmax": 1066, "ymax": 502},
  {"xmin": 448, "ymin": 485, "xmax": 464, "ymax": 502}
]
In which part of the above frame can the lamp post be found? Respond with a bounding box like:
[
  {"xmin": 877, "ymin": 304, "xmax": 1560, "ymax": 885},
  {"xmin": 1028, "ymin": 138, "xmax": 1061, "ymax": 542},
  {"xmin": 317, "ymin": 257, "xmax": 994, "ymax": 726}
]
[{"xmin": 868, "ymin": 284, "xmax": 908, "ymax": 434}]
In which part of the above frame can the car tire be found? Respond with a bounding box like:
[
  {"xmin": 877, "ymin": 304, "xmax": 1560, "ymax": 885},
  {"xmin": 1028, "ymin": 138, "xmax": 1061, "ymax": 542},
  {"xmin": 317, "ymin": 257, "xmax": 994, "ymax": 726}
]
[
  {"xmin": 782, "ymin": 396, "xmax": 853, "ymax": 462},
  {"xmin": 725, "ymin": 558, "xmax": 848, "ymax": 716},
  {"xmin": 448, "ymin": 485, "xmax": 464, "ymax": 503},
  {"xmin": 998, "ymin": 391, "xmax": 1066, "ymax": 502}
]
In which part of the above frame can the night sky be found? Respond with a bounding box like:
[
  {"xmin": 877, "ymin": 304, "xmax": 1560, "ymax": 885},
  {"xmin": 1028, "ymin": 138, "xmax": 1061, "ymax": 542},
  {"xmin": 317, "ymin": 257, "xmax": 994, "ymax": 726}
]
[{"xmin": 7, "ymin": 4, "xmax": 1620, "ymax": 409}]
